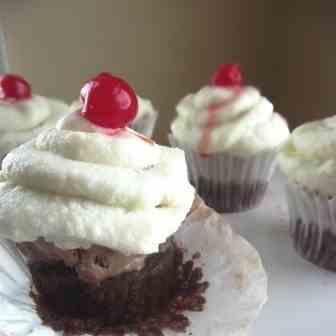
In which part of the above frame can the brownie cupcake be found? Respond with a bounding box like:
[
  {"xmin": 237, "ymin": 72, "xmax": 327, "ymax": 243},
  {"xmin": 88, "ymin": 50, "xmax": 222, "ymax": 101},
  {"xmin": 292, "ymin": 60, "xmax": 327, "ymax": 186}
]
[
  {"xmin": 0, "ymin": 73, "xmax": 210, "ymax": 335},
  {"xmin": 0, "ymin": 74, "xmax": 69, "ymax": 162},
  {"xmin": 278, "ymin": 115, "xmax": 336, "ymax": 271},
  {"xmin": 170, "ymin": 64, "xmax": 289, "ymax": 213},
  {"xmin": 71, "ymin": 84, "xmax": 158, "ymax": 137}
]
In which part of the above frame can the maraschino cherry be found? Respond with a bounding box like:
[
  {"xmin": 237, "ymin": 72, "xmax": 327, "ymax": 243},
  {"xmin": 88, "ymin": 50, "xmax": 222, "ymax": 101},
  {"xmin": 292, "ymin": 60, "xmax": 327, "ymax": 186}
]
[
  {"xmin": 80, "ymin": 72, "xmax": 138, "ymax": 129},
  {"xmin": 0, "ymin": 74, "xmax": 32, "ymax": 102},
  {"xmin": 211, "ymin": 64, "xmax": 243, "ymax": 87}
]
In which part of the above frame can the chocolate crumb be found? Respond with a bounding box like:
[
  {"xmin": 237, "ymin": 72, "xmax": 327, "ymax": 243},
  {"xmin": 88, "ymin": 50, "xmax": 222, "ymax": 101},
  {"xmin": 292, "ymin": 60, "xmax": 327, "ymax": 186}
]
[{"xmin": 30, "ymin": 248, "xmax": 209, "ymax": 335}]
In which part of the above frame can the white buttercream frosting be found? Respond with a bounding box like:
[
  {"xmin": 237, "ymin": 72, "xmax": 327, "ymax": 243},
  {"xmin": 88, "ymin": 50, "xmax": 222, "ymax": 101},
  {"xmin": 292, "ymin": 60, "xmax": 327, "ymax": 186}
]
[
  {"xmin": 0, "ymin": 112, "xmax": 194, "ymax": 254},
  {"xmin": 134, "ymin": 95, "xmax": 157, "ymax": 121},
  {"xmin": 171, "ymin": 86, "xmax": 289, "ymax": 155},
  {"xmin": 0, "ymin": 96, "xmax": 69, "ymax": 160},
  {"xmin": 279, "ymin": 115, "xmax": 336, "ymax": 196}
]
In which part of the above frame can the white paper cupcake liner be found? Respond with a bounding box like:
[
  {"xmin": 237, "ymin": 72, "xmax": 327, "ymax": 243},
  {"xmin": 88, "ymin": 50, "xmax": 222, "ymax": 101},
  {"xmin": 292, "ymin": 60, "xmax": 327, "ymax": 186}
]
[
  {"xmin": 129, "ymin": 111, "xmax": 158, "ymax": 137},
  {"xmin": 285, "ymin": 181, "xmax": 336, "ymax": 271},
  {"xmin": 169, "ymin": 135, "xmax": 277, "ymax": 213},
  {"xmin": 0, "ymin": 200, "xmax": 267, "ymax": 336}
]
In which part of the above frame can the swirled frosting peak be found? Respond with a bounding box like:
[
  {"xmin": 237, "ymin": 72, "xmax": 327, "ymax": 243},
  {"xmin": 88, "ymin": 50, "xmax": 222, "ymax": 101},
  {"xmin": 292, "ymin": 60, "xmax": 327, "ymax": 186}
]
[
  {"xmin": 0, "ymin": 111, "xmax": 195, "ymax": 254},
  {"xmin": 0, "ymin": 74, "xmax": 69, "ymax": 159},
  {"xmin": 279, "ymin": 115, "xmax": 336, "ymax": 196},
  {"xmin": 171, "ymin": 84, "xmax": 289, "ymax": 156}
]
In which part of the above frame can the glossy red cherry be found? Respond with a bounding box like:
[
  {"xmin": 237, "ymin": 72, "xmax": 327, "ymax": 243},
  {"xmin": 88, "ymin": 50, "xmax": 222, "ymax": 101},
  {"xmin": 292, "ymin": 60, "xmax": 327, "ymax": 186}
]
[
  {"xmin": 80, "ymin": 72, "xmax": 138, "ymax": 129},
  {"xmin": 211, "ymin": 64, "xmax": 243, "ymax": 87},
  {"xmin": 0, "ymin": 74, "xmax": 32, "ymax": 101}
]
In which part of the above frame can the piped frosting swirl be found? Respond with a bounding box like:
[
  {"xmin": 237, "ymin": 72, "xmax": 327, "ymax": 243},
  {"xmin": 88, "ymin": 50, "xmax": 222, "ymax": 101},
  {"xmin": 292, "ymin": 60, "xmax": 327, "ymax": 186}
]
[
  {"xmin": 0, "ymin": 112, "xmax": 194, "ymax": 254},
  {"xmin": 279, "ymin": 115, "xmax": 336, "ymax": 196},
  {"xmin": 171, "ymin": 86, "xmax": 289, "ymax": 155},
  {"xmin": 0, "ymin": 96, "xmax": 68, "ymax": 159}
]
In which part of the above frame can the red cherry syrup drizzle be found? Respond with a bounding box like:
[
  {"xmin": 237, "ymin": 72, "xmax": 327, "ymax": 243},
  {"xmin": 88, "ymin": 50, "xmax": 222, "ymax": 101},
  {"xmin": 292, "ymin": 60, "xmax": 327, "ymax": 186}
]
[{"xmin": 198, "ymin": 64, "xmax": 243, "ymax": 156}]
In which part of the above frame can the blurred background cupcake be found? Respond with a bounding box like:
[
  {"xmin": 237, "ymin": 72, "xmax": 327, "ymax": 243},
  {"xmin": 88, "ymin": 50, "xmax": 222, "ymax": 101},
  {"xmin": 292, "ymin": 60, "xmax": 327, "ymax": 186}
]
[
  {"xmin": 129, "ymin": 95, "xmax": 158, "ymax": 137},
  {"xmin": 0, "ymin": 73, "xmax": 69, "ymax": 162},
  {"xmin": 278, "ymin": 116, "xmax": 336, "ymax": 271},
  {"xmin": 71, "ymin": 92, "xmax": 158, "ymax": 137},
  {"xmin": 170, "ymin": 64, "xmax": 289, "ymax": 212}
]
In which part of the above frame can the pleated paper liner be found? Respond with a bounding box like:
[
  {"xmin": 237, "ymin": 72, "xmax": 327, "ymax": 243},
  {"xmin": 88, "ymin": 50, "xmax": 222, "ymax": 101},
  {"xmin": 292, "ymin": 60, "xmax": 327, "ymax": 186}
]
[
  {"xmin": 169, "ymin": 135, "xmax": 277, "ymax": 213},
  {"xmin": 286, "ymin": 182, "xmax": 336, "ymax": 271}
]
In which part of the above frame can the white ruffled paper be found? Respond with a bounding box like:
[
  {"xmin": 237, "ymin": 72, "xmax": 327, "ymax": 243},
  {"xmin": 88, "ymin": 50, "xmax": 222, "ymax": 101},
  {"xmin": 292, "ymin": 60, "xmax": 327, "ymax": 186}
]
[
  {"xmin": 286, "ymin": 181, "xmax": 336, "ymax": 270},
  {"xmin": 0, "ymin": 201, "xmax": 267, "ymax": 336},
  {"xmin": 169, "ymin": 135, "xmax": 278, "ymax": 213}
]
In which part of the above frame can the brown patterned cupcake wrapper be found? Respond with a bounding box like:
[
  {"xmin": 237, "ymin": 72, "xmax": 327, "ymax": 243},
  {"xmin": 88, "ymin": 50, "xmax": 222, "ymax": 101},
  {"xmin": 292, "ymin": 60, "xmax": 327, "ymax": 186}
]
[
  {"xmin": 286, "ymin": 182, "xmax": 336, "ymax": 271},
  {"xmin": 169, "ymin": 135, "xmax": 277, "ymax": 213}
]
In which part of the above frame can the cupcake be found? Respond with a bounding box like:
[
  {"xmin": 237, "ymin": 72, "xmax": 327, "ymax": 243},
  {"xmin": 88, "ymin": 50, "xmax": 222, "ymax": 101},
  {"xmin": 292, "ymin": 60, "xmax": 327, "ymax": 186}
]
[
  {"xmin": 0, "ymin": 74, "xmax": 69, "ymax": 162},
  {"xmin": 170, "ymin": 64, "xmax": 289, "ymax": 213},
  {"xmin": 278, "ymin": 115, "xmax": 336, "ymax": 271},
  {"xmin": 71, "ymin": 78, "xmax": 158, "ymax": 137},
  {"xmin": 0, "ymin": 73, "xmax": 213, "ymax": 335}
]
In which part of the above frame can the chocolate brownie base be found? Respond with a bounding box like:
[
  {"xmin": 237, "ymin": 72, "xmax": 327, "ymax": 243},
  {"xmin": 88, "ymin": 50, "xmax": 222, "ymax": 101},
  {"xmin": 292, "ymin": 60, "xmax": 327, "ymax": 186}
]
[
  {"xmin": 292, "ymin": 220, "xmax": 336, "ymax": 271},
  {"xmin": 29, "ymin": 249, "xmax": 209, "ymax": 335},
  {"xmin": 194, "ymin": 177, "xmax": 268, "ymax": 213},
  {"xmin": 25, "ymin": 241, "xmax": 178, "ymax": 321},
  {"xmin": 18, "ymin": 239, "xmax": 147, "ymax": 283}
]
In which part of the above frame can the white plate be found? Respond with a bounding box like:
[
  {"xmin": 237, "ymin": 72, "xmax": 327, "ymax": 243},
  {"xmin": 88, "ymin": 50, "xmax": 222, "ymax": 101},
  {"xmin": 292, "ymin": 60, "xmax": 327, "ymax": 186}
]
[{"xmin": 0, "ymin": 202, "xmax": 267, "ymax": 336}]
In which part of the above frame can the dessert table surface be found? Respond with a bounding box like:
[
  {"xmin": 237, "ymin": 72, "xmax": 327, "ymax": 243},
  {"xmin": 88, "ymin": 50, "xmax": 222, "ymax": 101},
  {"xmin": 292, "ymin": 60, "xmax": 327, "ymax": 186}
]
[{"xmin": 228, "ymin": 171, "xmax": 336, "ymax": 335}]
